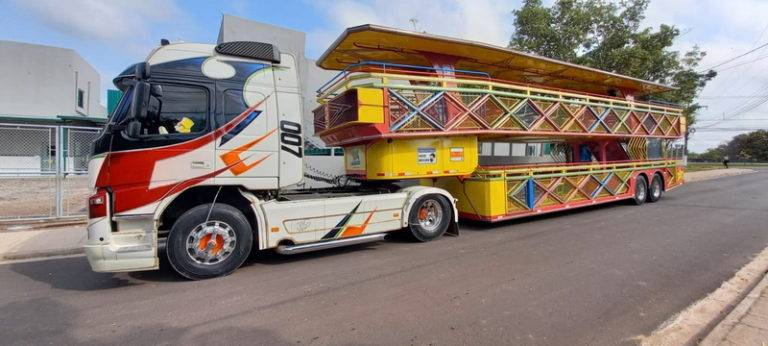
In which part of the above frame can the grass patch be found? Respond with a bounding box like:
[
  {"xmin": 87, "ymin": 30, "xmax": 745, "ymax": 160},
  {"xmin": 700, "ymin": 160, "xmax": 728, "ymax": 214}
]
[{"xmin": 687, "ymin": 162, "xmax": 768, "ymax": 172}]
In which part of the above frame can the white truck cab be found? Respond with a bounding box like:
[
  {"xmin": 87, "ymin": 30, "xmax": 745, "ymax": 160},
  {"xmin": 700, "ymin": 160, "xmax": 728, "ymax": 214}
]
[{"xmin": 84, "ymin": 41, "xmax": 458, "ymax": 279}]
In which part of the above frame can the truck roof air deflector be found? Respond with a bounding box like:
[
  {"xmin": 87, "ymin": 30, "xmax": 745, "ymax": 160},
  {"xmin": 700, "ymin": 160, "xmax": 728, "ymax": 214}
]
[{"xmin": 216, "ymin": 41, "xmax": 281, "ymax": 63}]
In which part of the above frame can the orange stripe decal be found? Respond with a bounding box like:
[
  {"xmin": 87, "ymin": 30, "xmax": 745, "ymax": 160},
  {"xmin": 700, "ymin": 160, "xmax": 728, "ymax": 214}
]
[
  {"xmin": 220, "ymin": 128, "xmax": 277, "ymax": 176},
  {"xmin": 340, "ymin": 209, "xmax": 377, "ymax": 238}
]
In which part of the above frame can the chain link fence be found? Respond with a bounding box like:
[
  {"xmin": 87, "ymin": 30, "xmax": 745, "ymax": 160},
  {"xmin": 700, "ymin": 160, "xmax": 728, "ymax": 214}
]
[{"xmin": 0, "ymin": 123, "xmax": 101, "ymax": 220}]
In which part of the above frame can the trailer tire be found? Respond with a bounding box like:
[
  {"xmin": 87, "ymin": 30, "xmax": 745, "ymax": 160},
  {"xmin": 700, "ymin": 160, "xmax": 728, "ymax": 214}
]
[
  {"xmin": 633, "ymin": 175, "xmax": 648, "ymax": 205},
  {"xmin": 648, "ymin": 174, "xmax": 663, "ymax": 203},
  {"xmin": 407, "ymin": 194, "xmax": 451, "ymax": 242},
  {"xmin": 166, "ymin": 203, "xmax": 253, "ymax": 280}
]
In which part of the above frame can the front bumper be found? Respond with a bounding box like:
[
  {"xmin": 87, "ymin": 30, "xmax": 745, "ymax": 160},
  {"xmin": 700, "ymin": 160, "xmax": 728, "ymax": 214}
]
[{"xmin": 84, "ymin": 216, "xmax": 158, "ymax": 272}]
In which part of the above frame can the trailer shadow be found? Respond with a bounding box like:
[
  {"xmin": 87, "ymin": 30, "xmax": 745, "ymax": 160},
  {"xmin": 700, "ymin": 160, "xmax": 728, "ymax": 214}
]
[{"xmin": 457, "ymin": 199, "xmax": 632, "ymax": 231}]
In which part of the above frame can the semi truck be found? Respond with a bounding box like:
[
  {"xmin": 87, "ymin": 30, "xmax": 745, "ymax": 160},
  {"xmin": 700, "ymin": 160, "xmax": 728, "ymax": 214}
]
[{"xmin": 85, "ymin": 25, "xmax": 686, "ymax": 279}]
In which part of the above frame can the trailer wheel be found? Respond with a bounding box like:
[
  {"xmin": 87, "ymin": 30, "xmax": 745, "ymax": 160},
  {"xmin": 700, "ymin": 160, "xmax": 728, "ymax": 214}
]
[
  {"xmin": 633, "ymin": 175, "xmax": 648, "ymax": 205},
  {"xmin": 166, "ymin": 203, "xmax": 253, "ymax": 280},
  {"xmin": 407, "ymin": 195, "xmax": 451, "ymax": 242},
  {"xmin": 648, "ymin": 174, "xmax": 663, "ymax": 203}
]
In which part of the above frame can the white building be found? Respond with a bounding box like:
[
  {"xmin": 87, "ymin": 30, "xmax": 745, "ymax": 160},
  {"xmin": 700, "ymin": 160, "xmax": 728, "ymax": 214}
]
[{"xmin": 0, "ymin": 40, "xmax": 106, "ymax": 119}]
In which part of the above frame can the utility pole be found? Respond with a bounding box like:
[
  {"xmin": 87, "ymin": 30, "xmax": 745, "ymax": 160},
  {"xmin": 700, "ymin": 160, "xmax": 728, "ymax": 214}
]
[{"xmin": 409, "ymin": 18, "xmax": 418, "ymax": 32}]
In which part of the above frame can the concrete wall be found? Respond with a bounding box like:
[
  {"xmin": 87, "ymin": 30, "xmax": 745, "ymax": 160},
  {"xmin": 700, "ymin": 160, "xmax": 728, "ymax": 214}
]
[{"xmin": 0, "ymin": 40, "xmax": 105, "ymax": 118}]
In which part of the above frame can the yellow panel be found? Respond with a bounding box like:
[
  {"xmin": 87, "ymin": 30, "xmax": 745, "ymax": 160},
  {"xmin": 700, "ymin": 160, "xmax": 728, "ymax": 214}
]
[
  {"xmin": 679, "ymin": 116, "xmax": 686, "ymax": 134},
  {"xmin": 356, "ymin": 88, "xmax": 384, "ymax": 123},
  {"xmin": 432, "ymin": 177, "xmax": 507, "ymax": 218},
  {"xmin": 359, "ymin": 136, "xmax": 478, "ymax": 179}
]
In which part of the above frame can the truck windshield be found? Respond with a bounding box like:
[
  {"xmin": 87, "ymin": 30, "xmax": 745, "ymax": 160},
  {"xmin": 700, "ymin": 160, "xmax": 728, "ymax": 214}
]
[{"xmin": 108, "ymin": 86, "xmax": 134, "ymax": 125}]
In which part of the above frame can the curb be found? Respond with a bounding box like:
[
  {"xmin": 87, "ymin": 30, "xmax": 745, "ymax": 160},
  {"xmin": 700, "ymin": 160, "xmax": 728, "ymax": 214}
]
[
  {"xmin": 700, "ymin": 271, "xmax": 768, "ymax": 345},
  {"xmin": 0, "ymin": 219, "xmax": 86, "ymax": 232},
  {"xmin": 638, "ymin": 246, "xmax": 768, "ymax": 345},
  {"xmin": 684, "ymin": 169, "xmax": 756, "ymax": 183},
  {"xmin": 1, "ymin": 247, "xmax": 84, "ymax": 261}
]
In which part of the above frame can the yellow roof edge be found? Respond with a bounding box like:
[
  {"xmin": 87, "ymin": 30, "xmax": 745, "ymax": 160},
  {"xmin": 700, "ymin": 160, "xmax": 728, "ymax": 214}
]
[{"xmin": 316, "ymin": 24, "xmax": 678, "ymax": 96}]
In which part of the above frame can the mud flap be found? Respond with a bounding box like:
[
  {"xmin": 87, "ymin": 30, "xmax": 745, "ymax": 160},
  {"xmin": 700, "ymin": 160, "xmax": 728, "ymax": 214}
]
[{"xmin": 445, "ymin": 221, "xmax": 460, "ymax": 236}]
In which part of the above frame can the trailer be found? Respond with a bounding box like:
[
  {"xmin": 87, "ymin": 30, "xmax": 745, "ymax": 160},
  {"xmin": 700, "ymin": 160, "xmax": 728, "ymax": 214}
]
[{"xmin": 85, "ymin": 25, "xmax": 685, "ymax": 279}]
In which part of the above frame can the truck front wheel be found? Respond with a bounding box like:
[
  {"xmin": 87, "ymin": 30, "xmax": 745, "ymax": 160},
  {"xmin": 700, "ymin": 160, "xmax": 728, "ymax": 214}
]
[
  {"xmin": 166, "ymin": 203, "xmax": 253, "ymax": 280},
  {"xmin": 407, "ymin": 195, "xmax": 451, "ymax": 242}
]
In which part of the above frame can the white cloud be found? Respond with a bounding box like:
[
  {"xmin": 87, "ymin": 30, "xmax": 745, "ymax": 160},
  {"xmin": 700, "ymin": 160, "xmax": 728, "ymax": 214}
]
[
  {"xmin": 306, "ymin": 0, "xmax": 518, "ymax": 58},
  {"xmin": 644, "ymin": 0, "xmax": 768, "ymax": 152},
  {"xmin": 12, "ymin": 0, "xmax": 182, "ymax": 42}
]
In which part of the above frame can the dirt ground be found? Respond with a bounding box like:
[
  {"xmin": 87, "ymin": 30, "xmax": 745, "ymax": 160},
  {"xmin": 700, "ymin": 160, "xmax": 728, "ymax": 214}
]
[{"xmin": 0, "ymin": 176, "xmax": 89, "ymax": 220}]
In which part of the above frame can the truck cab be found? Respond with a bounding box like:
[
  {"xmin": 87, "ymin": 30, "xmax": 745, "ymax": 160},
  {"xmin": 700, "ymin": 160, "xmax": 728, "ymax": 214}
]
[{"xmin": 85, "ymin": 40, "xmax": 458, "ymax": 279}]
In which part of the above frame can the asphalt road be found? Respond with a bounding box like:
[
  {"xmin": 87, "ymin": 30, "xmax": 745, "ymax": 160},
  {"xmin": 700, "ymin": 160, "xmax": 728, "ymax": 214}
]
[{"xmin": 2, "ymin": 170, "xmax": 767, "ymax": 345}]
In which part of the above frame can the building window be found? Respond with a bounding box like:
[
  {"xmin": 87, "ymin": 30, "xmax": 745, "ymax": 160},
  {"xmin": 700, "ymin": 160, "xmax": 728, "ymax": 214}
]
[
  {"xmin": 77, "ymin": 89, "xmax": 85, "ymax": 109},
  {"xmin": 493, "ymin": 142, "xmax": 510, "ymax": 156}
]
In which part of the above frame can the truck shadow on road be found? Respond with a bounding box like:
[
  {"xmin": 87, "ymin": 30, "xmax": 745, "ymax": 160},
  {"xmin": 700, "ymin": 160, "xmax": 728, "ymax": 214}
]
[
  {"xmin": 0, "ymin": 296, "xmax": 292, "ymax": 344},
  {"xmin": 8, "ymin": 199, "xmax": 655, "ymax": 289},
  {"xmin": 9, "ymin": 256, "xmax": 139, "ymax": 291},
  {"xmin": 9, "ymin": 243, "xmax": 388, "ymax": 288}
]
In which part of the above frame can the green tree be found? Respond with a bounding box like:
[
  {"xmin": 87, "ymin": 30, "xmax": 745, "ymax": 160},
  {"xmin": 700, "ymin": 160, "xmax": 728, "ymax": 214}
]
[
  {"xmin": 510, "ymin": 0, "xmax": 716, "ymax": 125},
  {"xmin": 690, "ymin": 130, "xmax": 768, "ymax": 162}
]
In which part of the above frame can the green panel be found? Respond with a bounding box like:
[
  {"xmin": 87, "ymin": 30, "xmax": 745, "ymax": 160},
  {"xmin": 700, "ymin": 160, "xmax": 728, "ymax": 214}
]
[{"xmin": 107, "ymin": 89, "xmax": 123, "ymax": 116}]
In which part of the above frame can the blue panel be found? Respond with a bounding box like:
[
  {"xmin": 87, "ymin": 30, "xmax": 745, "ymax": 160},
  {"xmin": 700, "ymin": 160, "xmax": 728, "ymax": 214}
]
[
  {"xmin": 580, "ymin": 145, "xmax": 592, "ymax": 162},
  {"xmin": 526, "ymin": 179, "xmax": 535, "ymax": 209}
]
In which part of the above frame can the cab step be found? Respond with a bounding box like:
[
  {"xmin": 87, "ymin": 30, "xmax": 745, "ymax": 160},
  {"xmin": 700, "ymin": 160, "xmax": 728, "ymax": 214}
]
[{"xmin": 275, "ymin": 233, "xmax": 387, "ymax": 255}]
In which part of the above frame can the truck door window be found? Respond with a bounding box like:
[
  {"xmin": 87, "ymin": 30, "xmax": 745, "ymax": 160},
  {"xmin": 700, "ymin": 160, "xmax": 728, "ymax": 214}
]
[
  {"xmin": 219, "ymin": 89, "xmax": 246, "ymax": 126},
  {"xmin": 146, "ymin": 84, "xmax": 208, "ymax": 136}
]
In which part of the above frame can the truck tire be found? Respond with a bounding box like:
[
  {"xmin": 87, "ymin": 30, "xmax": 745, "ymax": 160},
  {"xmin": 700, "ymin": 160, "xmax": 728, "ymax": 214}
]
[
  {"xmin": 633, "ymin": 175, "xmax": 648, "ymax": 205},
  {"xmin": 407, "ymin": 195, "xmax": 451, "ymax": 242},
  {"xmin": 648, "ymin": 174, "xmax": 663, "ymax": 203},
  {"xmin": 166, "ymin": 203, "xmax": 253, "ymax": 280}
]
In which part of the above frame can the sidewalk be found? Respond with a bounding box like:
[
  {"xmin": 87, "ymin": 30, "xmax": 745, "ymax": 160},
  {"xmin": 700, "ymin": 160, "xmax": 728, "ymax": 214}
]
[
  {"xmin": 685, "ymin": 168, "xmax": 755, "ymax": 182},
  {"xmin": 0, "ymin": 225, "xmax": 85, "ymax": 261},
  {"xmin": 701, "ymin": 274, "xmax": 768, "ymax": 345}
]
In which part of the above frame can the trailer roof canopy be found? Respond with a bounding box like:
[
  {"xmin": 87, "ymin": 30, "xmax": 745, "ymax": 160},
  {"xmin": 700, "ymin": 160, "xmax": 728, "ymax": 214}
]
[{"xmin": 317, "ymin": 24, "xmax": 676, "ymax": 96}]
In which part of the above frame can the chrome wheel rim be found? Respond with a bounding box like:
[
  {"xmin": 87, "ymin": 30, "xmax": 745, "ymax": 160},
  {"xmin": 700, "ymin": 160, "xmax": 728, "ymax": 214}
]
[
  {"xmin": 186, "ymin": 221, "xmax": 237, "ymax": 265},
  {"xmin": 417, "ymin": 199, "xmax": 443, "ymax": 232},
  {"xmin": 652, "ymin": 179, "xmax": 661, "ymax": 198},
  {"xmin": 637, "ymin": 181, "xmax": 646, "ymax": 201}
]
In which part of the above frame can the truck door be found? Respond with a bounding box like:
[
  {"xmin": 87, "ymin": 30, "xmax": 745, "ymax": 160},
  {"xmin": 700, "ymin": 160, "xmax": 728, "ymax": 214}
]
[
  {"xmin": 214, "ymin": 67, "xmax": 280, "ymax": 190},
  {"xmin": 101, "ymin": 81, "xmax": 216, "ymax": 216}
]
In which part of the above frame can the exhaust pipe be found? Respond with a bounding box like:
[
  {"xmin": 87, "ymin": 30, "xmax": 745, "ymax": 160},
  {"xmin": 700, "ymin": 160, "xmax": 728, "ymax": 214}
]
[{"xmin": 276, "ymin": 233, "xmax": 387, "ymax": 255}]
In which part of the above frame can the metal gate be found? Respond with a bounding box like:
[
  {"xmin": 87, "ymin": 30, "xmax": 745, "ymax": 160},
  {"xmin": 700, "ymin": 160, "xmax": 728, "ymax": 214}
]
[{"xmin": 0, "ymin": 123, "xmax": 101, "ymax": 220}]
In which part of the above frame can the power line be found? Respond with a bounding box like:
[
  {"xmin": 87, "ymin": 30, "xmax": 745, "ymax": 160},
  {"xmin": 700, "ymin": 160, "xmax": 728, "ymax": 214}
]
[
  {"xmin": 697, "ymin": 119, "xmax": 768, "ymax": 122},
  {"xmin": 700, "ymin": 23, "xmax": 768, "ymax": 111},
  {"xmin": 693, "ymin": 127, "xmax": 767, "ymax": 131},
  {"xmin": 698, "ymin": 41, "xmax": 768, "ymax": 72},
  {"xmin": 699, "ymin": 95, "xmax": 768, "ymax": 99},
  {"xmin": 713, "ymin": 54, "xmax": 768, "ymax": 73}
]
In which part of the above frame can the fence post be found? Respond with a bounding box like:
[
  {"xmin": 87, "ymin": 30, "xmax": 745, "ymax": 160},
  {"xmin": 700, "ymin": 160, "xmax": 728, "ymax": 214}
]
[{"xmin": 55, "ymin": 126, "xmax": 63, "ymax": 218}]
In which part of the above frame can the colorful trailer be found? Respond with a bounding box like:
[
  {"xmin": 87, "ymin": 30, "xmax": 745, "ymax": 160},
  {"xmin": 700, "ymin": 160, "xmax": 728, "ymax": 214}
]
[
  {"xmin": 84, "ymin": 25, "xmax": 685, "ymax": 279},
  {"xmin": 312, "ymin": 25, "xmax": 685, "ymax": 222}
]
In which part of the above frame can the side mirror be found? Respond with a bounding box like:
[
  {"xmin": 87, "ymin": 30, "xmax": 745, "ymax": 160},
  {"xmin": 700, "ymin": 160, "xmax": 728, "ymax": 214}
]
[
  {"xmin": 124, "ymin": 120, "xmax": 142, "ymax": 138},
  {"xmin": 150, "ymin": 84, "xmax": 163, "ymax": 97},
  {"xmin": 130, "ymin": 81, "xmax": 150, "ymax": 121},
  {"xmin": 134, "ymin": 62, "xmax": 150, "ymax": 80}
]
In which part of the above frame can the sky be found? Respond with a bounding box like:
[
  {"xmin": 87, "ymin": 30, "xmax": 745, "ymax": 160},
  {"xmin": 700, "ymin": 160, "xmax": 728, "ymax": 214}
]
[{"xmin": 1, "ymin": 0, "xmax": 767, "ymax": 152}]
